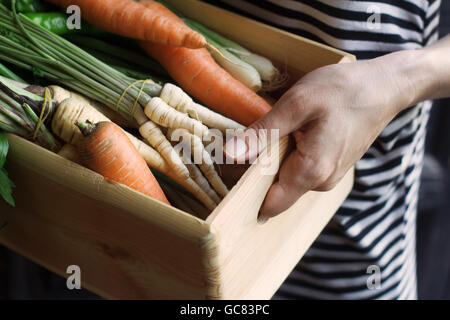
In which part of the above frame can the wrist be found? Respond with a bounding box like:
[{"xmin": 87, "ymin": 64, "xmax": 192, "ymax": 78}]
[
  {"xmin": 421, "ymin": 40, "xmax": 450, "ymax": 100},
  {"xmin": 386, "ymin": 45, "xmax": 450, "ymax": 109},
  {"xmin": 378, "ymin": 49, "xmax": 434, "ymax": 111},
  {"xmin": 405, "ymin": 48, "xmax": 442, "ymax": 104}
]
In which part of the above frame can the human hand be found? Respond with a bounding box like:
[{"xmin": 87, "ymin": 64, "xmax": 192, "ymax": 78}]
[{"xmin": 225, "ymin": 50, "xmax": 422, "ymax": 221}]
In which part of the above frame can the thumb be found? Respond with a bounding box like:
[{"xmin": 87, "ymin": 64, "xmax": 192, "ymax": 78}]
[
  {"xmin": 224, "ymin": 90, "xmax": 310, "ymax": 162},
  {"xmin": 259, "ymin": 126, "xmax": 331, "ymax": 219}
]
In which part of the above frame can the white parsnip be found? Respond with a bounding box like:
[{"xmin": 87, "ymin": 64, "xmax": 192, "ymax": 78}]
[
  {"xmin": 179, "ymin": 176, "xmax": 218, "ymax": 211},
  {"xmin": 51, "ymin": 98, "xmax": 109, "ymax": 146},
  {"xmin": 52, "ymin": 97, "xmax": 217, "ymax": 209},
  {"xmin": 52, "ymin": 98, "xmax": 170, "ymax": 176},
  {"xmin": 139, "ymin": 121, "xmax": 190, "ymax": 180},
  {"xmin": 58, "ymin": 143, "xmax": 82, "ymax": 164},
  {"xmin": 145, "ymin": 97, "xmax": 211, "ymax": 139},
  {"xmin": 186, "ymin": 163, "xmax": 221, "ymax": 205},
  {"xmin": 169, "ymin": 129, "xmax": 221, "ymax": 205},
  {"xmin": 48, "ymin": 85, "xmax": 138, "ymax": 129},
  {"xmin": 169, "ymin": 128, "xmax": 229, "ymax": 198},
  {"xmin": 160, "ymin": 84, "xmax": 244, "ymax": 133},
  {"xmin": 131, "ymin": 134, "xmax": 170, "ymax": 176},
  {"xmin": 48, "ymin": 85, "xmax": 71, "ymax": 102},
  {"xmin": 48, "ymin": 86, "xmax": 232, "ymax": 211}
]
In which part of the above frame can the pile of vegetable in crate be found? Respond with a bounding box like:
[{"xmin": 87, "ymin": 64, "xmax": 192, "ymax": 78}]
[{"xmin": 0, "ymin": 0, "xmax": 286, "ymax": 217}]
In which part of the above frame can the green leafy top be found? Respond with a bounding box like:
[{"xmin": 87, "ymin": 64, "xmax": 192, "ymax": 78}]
[
  {"xmin": 0, "ymin": 130, "xmax": 14, "ymax": 207},
  {"xmin": 0, "ymin": 130, "xmax": 7, "ymax": 167}
]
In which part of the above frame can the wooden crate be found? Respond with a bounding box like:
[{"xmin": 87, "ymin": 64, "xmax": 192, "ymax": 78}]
[{"xmin": 0, "ymin": 0, "xmax": 355, "ymax": 299}]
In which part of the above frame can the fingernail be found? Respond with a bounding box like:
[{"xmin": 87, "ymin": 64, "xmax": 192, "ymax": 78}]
[
  {"xmin": 257, "ymin": 215, "xmax": 269, "ymax": 224},
  {"xmin": 225, "ymin": 136, "xmax": 248, "ymax": 160}
]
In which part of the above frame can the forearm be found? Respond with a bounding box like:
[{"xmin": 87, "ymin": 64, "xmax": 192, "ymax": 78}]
[{"xmin": 380, "ymin": 34, "xmax": 450, "ymax": 111}]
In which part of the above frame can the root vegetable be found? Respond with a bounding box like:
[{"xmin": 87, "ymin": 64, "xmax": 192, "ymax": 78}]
[
  {"xmin": 169, "ymin": 128, "xmax": 229, "ymax": 198},
  {"xmin": 76, "ymin": 120, "xmax": 169, "ymax": 204},
  {"xmin": 138, "ymin": 120, "xmax": 190, "ymax": 180},
  {"xmin": 57, "ymin": 143, "xmax": 81, "ymax": 164},
  {"xmin": 160, "ymin": 83, "xmax": 244, "ymax": 133},
  {"xmin": 140, "ymin": 42, "xmax": 272, "ymax": 126},
  {"xmin": 51, "ymin": 97, "xmax": 169, "ymax": 176},
  {"xmin": 45, "ymin": 0, "xmax": 206, "ymax": 48},
  {"xmin": 48, "ymin": 85, "xmax": 138, "ymax": 129},
  {"xmin": 144, "ymin": 97, "xmax": 210, "ymax": 139}
]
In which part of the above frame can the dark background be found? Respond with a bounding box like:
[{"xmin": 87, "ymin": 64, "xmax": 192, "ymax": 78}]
[{"xmin": 0, "ymin": 3, "xmax": 449, "ymax": 300}]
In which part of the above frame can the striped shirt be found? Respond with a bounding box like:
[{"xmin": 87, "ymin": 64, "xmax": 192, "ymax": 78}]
[{"xmin": 203, "ymin": 0, "xmax": 441, "ymax": 299}]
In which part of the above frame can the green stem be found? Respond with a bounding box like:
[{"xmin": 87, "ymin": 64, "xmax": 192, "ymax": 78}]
[
  {"xmin": 0, "ymin": 52, "xmax": 62, "ymax": 82},
  {"xmin": 0, "ymin": 103, "xmax": 30, "ymax": 133},
  {"xmin": 0, "ymin": 61, "xmax": 24, "ymax": 82},
  {"xmin": 0, "ymin": 4, "xmax": 162, "ymax": 120},
  {"xmin": 76, "ymin": 120, "xmax": 96, "ymax": 137},
  {"xmin": 184, "ymin": 19, "xmax": 249, "ymax": 54},
  {"xmin": 0, "ymin": 44, "xmax": 72, "ymax": 80},
  {"xmin": 66, "ymin": 35, "xmax": 168, "ymax": 76},
  {"xmin": 22, "ymin": 103, "xmax": 59, "ymax": 151}
]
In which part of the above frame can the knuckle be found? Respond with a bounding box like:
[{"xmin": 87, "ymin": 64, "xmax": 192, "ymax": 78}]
[
  {"xmin": 302, "ymin": 155, "xmax": 334, "ymax": 187},
  {"xmin": 291, "ymin": 89, "xmax": 310, "ymax": 104},
  {"xmin": 250, "ymin": 120, "xmax": 269, "ymax": 141},
  {"xmin": 291, "ymin": 91, "xmax": 312, "ymax": 112},
  {"xmin": 311, "ymin": 167, "xmax": 331, "ymax": 186},
  {"xmin": 249, "ymin": 118, "xmax": 268, "ymax": 132},
  {"xmin": 279, "ymin": 87, "xmax": 312, "ymax": 115},
  {"xmin": 247, "ymin": 121, "xmax": 267, "ymax": 143}
]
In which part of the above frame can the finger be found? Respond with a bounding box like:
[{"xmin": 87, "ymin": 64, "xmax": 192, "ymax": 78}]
[
  {"xmin": 259, "ymin": 150, "xmax": 313, "ymax": 220},
  {"xmin": 224, "ymin": 85, "xmax": 318, "ymax": 162},
  {"xmin": 259, "ymin": 127, "xmax": 334, "ymax": 220}
]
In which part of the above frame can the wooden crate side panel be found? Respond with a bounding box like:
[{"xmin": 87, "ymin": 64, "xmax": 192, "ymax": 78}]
[
  {"xmin": 0, "ymin": 135, "xmax": 214, "ymax": 299},
  {"xmin": 223, "ymin": 173, "xmax": 353, "ymax": 299},
  {"xmin": 0, "ymin": 164, "xmax": 212, "ymax": 299},
  {"xmin": 4, "ymin": 135, "xmax": 208, "ymax": 239},
  {"xmin": 208, "ymin": 136, "xmax": 354, "ymax": 299}
]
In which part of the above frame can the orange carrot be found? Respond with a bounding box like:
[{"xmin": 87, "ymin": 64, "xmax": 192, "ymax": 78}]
[
  {"xmin": 140, "ymin": 42, "xmax": 272, "ymax": 126},
  {"xmin": 77, "ymin": 121, "xmax": 170, "ymax": 205},
  {"xmin": 140, "ymin": 0, "xmax": 182, "ymax": 23},
  {"xmin": 139, "ymin": 0, "xmax": 271, "ymax": 124},
  {"xmin": 46, "ymin": 0, "xmax": 206, "ymax": 48},
  {"xmin": 138, "ymin": 0, "xmax": 202, "ymax": 51}
]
